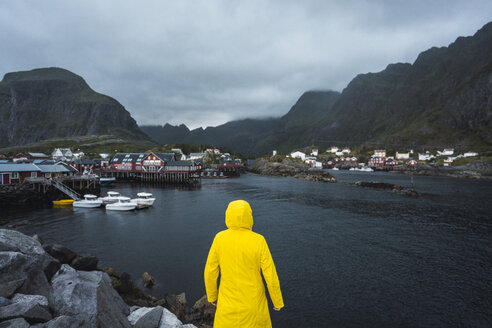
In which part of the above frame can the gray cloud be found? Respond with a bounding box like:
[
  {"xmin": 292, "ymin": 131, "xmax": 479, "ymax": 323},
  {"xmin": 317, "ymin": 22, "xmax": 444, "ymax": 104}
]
[{"xmin": 1, "ymin": 0, "xmax": 491, "ymax": 129}]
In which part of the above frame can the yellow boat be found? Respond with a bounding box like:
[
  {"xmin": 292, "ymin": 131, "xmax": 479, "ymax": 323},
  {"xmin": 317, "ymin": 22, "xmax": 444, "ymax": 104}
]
[{"xmin": 52, "ymin": 199, "xmax": 75, "ymax": 206}]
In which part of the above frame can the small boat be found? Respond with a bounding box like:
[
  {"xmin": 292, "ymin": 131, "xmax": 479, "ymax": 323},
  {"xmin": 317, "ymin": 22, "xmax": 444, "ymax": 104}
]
[
  {"xmin": 131, "ymin": 192, "xmax": 155, "ymax": 206},
  {"xmin": 73, "ymin": 194, "xmax": 103, "ymax": 208},
  {"xmin": 52, "ymin": 199, "xmax": 74, "ymax": 206},
  {"xmin": 99, "ymin": 191, "xmax": 122, "ymax": 204},
  {"xmin": 106, "ymin": 197, "xmax": 136, "ymax": 211},
  {"xmin": 100, "ymin": 177, "xmax": 116, "ymax": 185}
]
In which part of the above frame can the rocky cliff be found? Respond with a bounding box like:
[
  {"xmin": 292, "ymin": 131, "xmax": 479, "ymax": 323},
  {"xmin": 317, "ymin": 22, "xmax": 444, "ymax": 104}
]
[
  {"xmin": 0, "ymin": 68, "xmax": 151, "ymax": 148},
  {"xmin": 141, "ymin": 22, "xmax": 492, "ymax": 156}
]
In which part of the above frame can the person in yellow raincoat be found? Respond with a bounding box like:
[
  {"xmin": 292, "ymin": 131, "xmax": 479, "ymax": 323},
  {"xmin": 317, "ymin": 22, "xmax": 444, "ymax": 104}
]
[{"xmin": 204, "ymin": 200, "xmax": 284, "ymax": 327}]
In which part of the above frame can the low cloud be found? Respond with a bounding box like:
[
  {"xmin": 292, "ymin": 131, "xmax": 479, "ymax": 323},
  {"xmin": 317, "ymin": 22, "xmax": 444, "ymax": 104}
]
[{"xmin": 0, "ymin": 0, "xmax": 490, "ymax": 129}]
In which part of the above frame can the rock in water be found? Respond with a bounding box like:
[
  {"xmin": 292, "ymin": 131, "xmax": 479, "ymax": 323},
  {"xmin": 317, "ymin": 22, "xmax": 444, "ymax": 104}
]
[
  {"xmin": 69, "ymin": 254, "xmax": 98, "ymax": 271},
  {"xmin": 43, "ymin": 244, "xmax": 77, "ymax": 264},
  {"xmin": 141, "ymin": 272, "xmax": 155, "ymax": 288},
  {"xmin": 165, "ymin": 293, "xmax": 187, "ymax": 321},
  {"xmin": 51, "ymin": 264, "xmax": 131, "ymax": 327}
]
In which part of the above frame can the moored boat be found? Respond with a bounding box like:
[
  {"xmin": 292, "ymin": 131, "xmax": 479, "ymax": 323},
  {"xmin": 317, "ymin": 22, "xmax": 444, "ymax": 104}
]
[
  {"xmin": 131, "ymin": 192, "xmax": 155, "ymax": 206},
  {"xmin": 106, "ymin": 197, "xmax": 136, "ymax": 211},
  {"xmin": 73, "ymin": 194, "xmax": 103, "ymax": 208},
  {"xmin": 52, "ymin": 199, "xmax": 74, "ymax": 206},
  {"xmin": 99, "ymin": 191, "xmax": 122, "ymax": 204}
]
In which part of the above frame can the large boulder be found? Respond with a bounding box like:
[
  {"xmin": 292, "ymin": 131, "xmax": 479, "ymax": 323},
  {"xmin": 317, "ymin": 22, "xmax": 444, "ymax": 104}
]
[
  {"xmin": 69, "ymin": 254, "xmax": 98, "ymax": 271},
  {"xmin": 165, "ymin": 293, "xmax": 187, "ymax": 321},
  {"xmin": 0, "ymin": 229, "xmax": 60, "ymax": 298},
  {"xmin": 51, "ymin": 264, "xmax": 131, "ymax": 328},
  {"xmin": 186, "ymin": 295, "xmax": 215, "ymax": 324},
  {"xmin": 43, "ymin": 244, "xmax": 77, "ymax": 264},
  {"xmin": 42, "ymin": 315, "xmax": 85, "ymax": 328},
  {"xmin": 128, "ymin": 306, "xmax": 163, "ymax": 328},
  {"xmin": 0, "ymin": 318, "xmax": 30, "ymax": 328},
  {"xmin": 127, "ymin": 306, "xmax": 198, "ymax": 328},
  {"xmin": 0, "ymin": 293, "xmax": 52, "ymax": 324}
]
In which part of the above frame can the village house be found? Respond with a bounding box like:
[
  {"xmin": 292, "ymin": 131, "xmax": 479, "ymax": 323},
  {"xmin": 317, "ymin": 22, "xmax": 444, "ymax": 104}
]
[
  {"xmin": 0, "ymin": 163, "xmax": 41, "ymax": 184},
  {"xmin": 463, "ymin": 151, "xmax": 478, "ymax": 157},
  {"xmin": 290, "ymin": 151, "xmax": 306, "ymax": 161},
  {"xmin": 99, "ymin": 153, "xmax": 110, "ymax": 159},
  {"xmin": 443, "ymin": 157, "xmax": 454, "ymax": 166},
  {"xmin": 342, "ymin": 147, "xmax": 351, "ymax": 154},
  {"xmin": 373, "ymin": 149, "xmax": 386, "ymax": 157},
  {"xmin": 369, "ymin": 156, "xmax": 386, "ymax": 167},
  {"xmin": 171, "ymin": 148, "xmax": 187, "ymax": 160},
  {"xmin": 437, "ymin": 148, "xmax": 454, "ymax": 156},
  {"xmin": 395, "ymin": 152, "xmax": 410, "ymax": 160},
  {"xmin": 328, "ymin": 146, "xmax": 338, "ymax": 153},
  {"xmin": 205, "ymin": 148, "xmax": 221, "ymax": 154},
  {"xmin": 70, "ymin": 159, "xmax": 98, "ymax": 173},
  {"xmin": 310, "ymin": 149, "xmax": 318, "ymax": 156},
  {"xmin": 188, "ymin": 153, "xmax": 206, "ymax": 160},
  {"xmin": 418, "ymin": 153, "xmax": 435, "ymax": 161},
  {"xmin": 52, "ymin": 148, "xmax": 73, "ymax": 161},
  {"xmin": 406, "ymin": 160, "xmax": 418, "ymax": 166},
  {"xmin": 272, "ymin": 150, "xmax": 277, "ymax": 156},
  {"xmin": 13, "ymin": 152, "xmax": 50, "ymax": 163}
]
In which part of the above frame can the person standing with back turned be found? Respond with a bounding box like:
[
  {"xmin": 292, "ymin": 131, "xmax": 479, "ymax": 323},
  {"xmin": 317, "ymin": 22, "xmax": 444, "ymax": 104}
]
[{"xmin": 204, "ymin": 200, "xmax": 284, "ymax": 327}]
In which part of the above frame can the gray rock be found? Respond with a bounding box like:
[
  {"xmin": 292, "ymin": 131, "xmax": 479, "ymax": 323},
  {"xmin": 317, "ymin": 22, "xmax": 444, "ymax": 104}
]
[
  {"xmin": 0, "ymin": 293, "xmax": 51, "ymax": 323},
  {"xmin": 128, "ymin": 306, "xmax": 164, "ymax": 328},
  {"xmin": 0, "ymin": 318, "xmax": 30, "ymax": 328},
  {"xmin": 32, "ymin": 235, "xmax": 44, "ymax": 245},
  {"xmin": 165, "ymin": 293, "xmax": 187, "ymax": 321},
  {"xmin": 43, "ymin": 244, "xmax": 77, "ymax": 264},
  {"xmin": 0, "ymin": 296, "xmax": 12, "ymax": 307},
  {"xmin": 141, "ymin": 272, "xmax": 155, "ymax": 288},
  {"xmin": 51, "ymin": 264, "xmax": 130, "ymax": 328},
  {"xmin": 44, "ymin": 315, "xmax": 85, "ymax": 328},
  {"xmin": 17, "ymin": 268, "xmax": 52, "ymax": 300},
  {"xmin": 0, "ymin": 230, "xmax": 60, "ymax": 299},
  {"xmin": 69, "ymin": 255, "xmax": 98, "ymax": 271},
  {"xmin": 159, "ymin": 308, "xmax": 184, "ymax": 328},
  {"xmin": 187, "ymin": 295, "xmax": 215, "ymax": 322}
]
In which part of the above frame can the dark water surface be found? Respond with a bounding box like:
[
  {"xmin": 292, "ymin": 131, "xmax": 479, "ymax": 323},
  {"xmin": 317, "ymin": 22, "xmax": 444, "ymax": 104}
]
[{"xmin": 7, "ymin": 171, "xmax": 492, "ymax": 327}]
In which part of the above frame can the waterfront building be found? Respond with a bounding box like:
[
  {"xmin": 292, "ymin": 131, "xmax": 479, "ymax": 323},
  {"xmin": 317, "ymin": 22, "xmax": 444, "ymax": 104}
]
[
  {"xmin": 369, "ymin": 156, "xmax": 386, "ymax": 167},
  {"xmin": 396, "ymin": 152, "xmax": 410, "ymax": 160},
  {"xmin": 290, "ymin": 151, "xmax": 306, "ymax": 161},
  {"xmin": 13, "ymin": 152, "xmax": 49, "ymax": 163},
  {"xmin": 374, "ymin": 149, "xmax": 386, "ymax": 157},
  {"xmin": 406, "ymin": 160, "xmax": 418, "ymax": 166},
  {"xmin": 0, "ymin": 163, "xmax": 41, "ymax": 184},
  {"xmin": 311, "ymin": 149, "xmax": 318, "ymax": 156}
]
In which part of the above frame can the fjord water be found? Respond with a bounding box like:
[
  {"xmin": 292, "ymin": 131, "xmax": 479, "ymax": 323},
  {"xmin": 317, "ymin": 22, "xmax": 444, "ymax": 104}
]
[{"xmin": 10, "ymin": 171, "xmax": 492, "ymax": 327}]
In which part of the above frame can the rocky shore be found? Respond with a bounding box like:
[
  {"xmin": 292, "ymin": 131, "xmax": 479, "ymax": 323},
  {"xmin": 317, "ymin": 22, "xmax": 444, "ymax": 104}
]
[
  {"xmin": 0, "ymin": 229, "xmax": 215, "ymax": 328},
  {"xmin": 248, "ymin": 158, "xmax": 336, "ymax": 182},
  {"xmin": 392, "ymin": 161, "xmax": 492, "ymax": 180}
]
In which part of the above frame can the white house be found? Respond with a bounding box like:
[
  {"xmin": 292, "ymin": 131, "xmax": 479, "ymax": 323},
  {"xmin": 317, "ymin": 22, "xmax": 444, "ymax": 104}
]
[
  {"xmin": 99, "ymin": 153, "xmax": 110, "ymax": 159},
  {"xmin": 373, "ymin": 149, "xmax": 386, "ymax": 157},
  {"xmin": 396, "ymin": 152, "xmax": 410, "ymax": 160},
  {"xmin": 418, "ymin": 153, "xmax": 435, "ymax": 161},
  {"xmin": 310, "ymin": 149, "xmax": 318, "ymax": 156},
  {"xmin": 329, "ymin": 146, "xmax": 338, "ymax": 153},
  {"xmin": 290, "ymin": 151, "xmax": 306, "ymax": 161},
  {"xmin": 463, "ymin": 152, "xmax": 478, "ymax": 157},
  {"xmin": 443, "ymin": 157, "xmax": 454, "ymax": 166},
  {"xmin": 335, "ymin": 151, "xmax": 344, "ymax": 156},
  {"xmin": 52, "ymin": 148, "xmax": 73, "ymax": 161},
  {"xmin": 272, "ymin": 150, "xmax": 277, "ymax": 156},
  {"xmin": 342, "ymin": 147, "xmax": 351, "ymax": 154},
  {"xmin": 188, "ymin": 153, "xmax": 205, "ymax": 160},
  {"xmin": 438, "ymin": 148, "xmax": 454, "ymax": 156}
]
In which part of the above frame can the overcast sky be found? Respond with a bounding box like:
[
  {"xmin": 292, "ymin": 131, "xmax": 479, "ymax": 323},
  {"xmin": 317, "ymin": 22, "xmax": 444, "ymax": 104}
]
[{"xmin": 0, "ymin": 1, "xmax": 490, "ymax": 129}]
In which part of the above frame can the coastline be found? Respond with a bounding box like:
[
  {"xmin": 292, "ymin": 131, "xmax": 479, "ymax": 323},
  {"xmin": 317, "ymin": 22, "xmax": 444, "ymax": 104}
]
[
  {"xmin": 0, "ymin": 229, "xmax": 215, "ymax": 328},
  {"xmin": 247, "ymin": 158, "xmax": 336, "ymax": 182}
]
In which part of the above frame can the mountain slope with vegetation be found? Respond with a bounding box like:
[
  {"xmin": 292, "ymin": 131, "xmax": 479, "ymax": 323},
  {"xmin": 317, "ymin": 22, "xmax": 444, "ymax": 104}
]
[
  {"xmin": 141, "ymin": 22, "xmax": 492, "ymax": 156},
  {"xmin": 0, "ymin": 67, "xmax": 152, "ymax": 148}
]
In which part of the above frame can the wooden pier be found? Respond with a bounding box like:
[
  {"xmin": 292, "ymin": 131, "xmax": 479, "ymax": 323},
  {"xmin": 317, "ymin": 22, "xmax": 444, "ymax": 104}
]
[{"xmin": 99, "ymin": 170, "xmax": 201, "ymax": 184}]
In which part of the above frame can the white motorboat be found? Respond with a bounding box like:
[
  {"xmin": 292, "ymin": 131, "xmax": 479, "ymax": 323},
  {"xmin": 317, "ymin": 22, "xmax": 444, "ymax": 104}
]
[
  {"xmin": 73, "ymin": 194, "xmax": 103, "ymax": 208},
  {"xmin": 131, "ymin": 192, "xmax": 155, "ymax": 206},
  {"xmin": 99, "ymin": 191, "xmax": 122, "ymax": 204},
  {"xmin": 106, "ymin": 197, "xmax": 136, "ymax": 211}
]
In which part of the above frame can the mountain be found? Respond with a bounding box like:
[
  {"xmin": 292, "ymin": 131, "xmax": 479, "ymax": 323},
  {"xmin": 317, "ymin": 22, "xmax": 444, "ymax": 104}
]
[
  {"xmin": 142, "ymin": 22, "xmax": 492, "ymax": 156},
  {"xmin": 0, "ymin": 67, "xmax": 152, "ymax": 148}
]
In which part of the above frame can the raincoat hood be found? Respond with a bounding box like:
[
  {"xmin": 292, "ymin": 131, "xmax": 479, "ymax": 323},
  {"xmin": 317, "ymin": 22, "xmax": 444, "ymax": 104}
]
[{"xmin": 225, "ymin": 200, "xmax": 253, "ymax": 230}]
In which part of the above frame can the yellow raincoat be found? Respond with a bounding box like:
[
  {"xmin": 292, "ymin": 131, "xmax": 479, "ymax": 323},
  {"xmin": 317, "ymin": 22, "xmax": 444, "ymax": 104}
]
[{"xmin": 204, "ymin": 200, "xmax": 284, "ymax": 327}]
